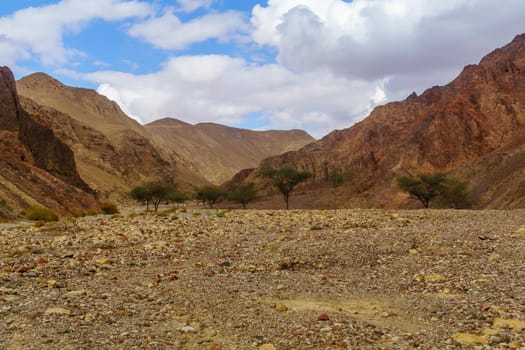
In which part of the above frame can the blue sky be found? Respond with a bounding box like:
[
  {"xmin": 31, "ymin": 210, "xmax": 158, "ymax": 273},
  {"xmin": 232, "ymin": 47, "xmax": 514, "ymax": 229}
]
[{"xmin": 1, "ymin": 0, "xmax": 524, "ymax": 138}]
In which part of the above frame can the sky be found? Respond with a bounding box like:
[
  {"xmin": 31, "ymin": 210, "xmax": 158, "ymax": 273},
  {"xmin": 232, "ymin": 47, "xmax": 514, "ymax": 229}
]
[{"xmin": 1, "ymin": 1, "xmax": 524, "ymax": 139}]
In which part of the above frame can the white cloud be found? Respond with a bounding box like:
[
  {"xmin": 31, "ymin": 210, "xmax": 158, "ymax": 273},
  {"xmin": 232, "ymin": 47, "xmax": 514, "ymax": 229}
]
[
  {"xmin": 0, "ymin": 0, "xmax": 152, "ymax": 66},
  {"xmin": 175, "ymin": 0, "xmax": 214, "ymax": 13},
  {"xmin": 251, "ymin": 0, "xmax": 525, "ymax": 99},
  {"xmin": 83, "ymin": 55, "xmax": 385, "ymax": 138},
  {"xmin": 5, "ymin": 0, "xmax": 525, "ymax": 139},
  {"xmin": 128, "ymin": 10, "xmax": 248, "ymax": 50}
]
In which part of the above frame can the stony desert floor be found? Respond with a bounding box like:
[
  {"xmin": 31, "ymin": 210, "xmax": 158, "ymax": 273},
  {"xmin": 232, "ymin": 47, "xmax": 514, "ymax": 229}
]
[{"xmin": 1, "ymin": 209, "xmax": 525, "ymax": 349}]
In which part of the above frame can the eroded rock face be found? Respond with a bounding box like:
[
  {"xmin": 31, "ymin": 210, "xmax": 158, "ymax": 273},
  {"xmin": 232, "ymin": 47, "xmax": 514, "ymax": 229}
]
[
  {"xmin": 258, "ymin": 34, "xmax": 525, "ymax": 208},
  {"xmin": 0, "ymin": 66, "xmax": 96, "ymax": 216},
  {"xmin": 17, "ymin": 74, "xmax": 209, "ymax": 198}
]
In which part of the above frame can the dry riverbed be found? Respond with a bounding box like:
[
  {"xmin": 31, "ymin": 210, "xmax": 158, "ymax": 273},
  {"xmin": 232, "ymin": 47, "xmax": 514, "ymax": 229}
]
[{"xmin": 1, "ymin": 209, "xmax": 525, "ymax": 349}]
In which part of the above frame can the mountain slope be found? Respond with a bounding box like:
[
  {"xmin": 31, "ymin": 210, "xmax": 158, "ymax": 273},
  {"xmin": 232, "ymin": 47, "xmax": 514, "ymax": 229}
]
[
  {"xmin": 145, "ymin": 118, "xmax": 315, "ymax": 184},
  {"xmin": 257, "ymin": 34, "xmax": 525, "ymax": 209},
  {"xmin": 0, "ymin": 67, "xmax": 97, "ymax": 218},
  {"xmin": 17, "ymin": 75, "xmax": 207, "ymax": 199}
]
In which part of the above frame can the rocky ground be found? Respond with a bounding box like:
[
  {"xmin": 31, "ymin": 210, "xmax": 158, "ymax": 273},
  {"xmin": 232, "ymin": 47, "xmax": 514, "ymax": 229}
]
[{"xmin": 1, "ymin": 208, "xmax": 525, "ymax": 349}]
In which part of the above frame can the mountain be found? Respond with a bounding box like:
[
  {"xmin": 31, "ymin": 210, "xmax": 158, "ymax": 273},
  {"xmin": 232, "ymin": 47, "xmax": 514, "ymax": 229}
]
[
  {"xmin": 256, "ymin": 34, "xmax": 525, "ymax": 209},
  {"xmin": 0, "ymin": 67, "xmax": 97, "ymax": 218},
  {"xmin": 16, "ymin": 74, "xmax": 208, "ymax": 200},
  {"xmin": 145, "ymin": 118, "xmax": 315, "ymax": 184}
]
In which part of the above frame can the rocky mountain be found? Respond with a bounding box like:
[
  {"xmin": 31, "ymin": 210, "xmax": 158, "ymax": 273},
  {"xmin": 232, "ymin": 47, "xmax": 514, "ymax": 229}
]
[
  {"xmin": 257, "ymin": 34, "xmax": 525, "ymax": 209},
  {"xmin": 0, "ymin": 67, "xmax": 97, "ymax": 218},
  {"xmin": 17, "ymin": 74, "xmax": 208, "ymax": 200},
  {"xmin": 145, "ymin": 118, "xmax": 315, "ymax": 184}
]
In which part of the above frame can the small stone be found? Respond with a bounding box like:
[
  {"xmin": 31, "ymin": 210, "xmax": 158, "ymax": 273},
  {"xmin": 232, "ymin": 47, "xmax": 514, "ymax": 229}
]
[
  {"xmin": 480, "ymin": 327, "xmax": 499, "ymax": 336},
  {"xmin": 512, "ymin": 227, "xmax": 525, "ymax": 236},
  {"xmin": 180, "ymin": 326, "xmax": 196, "ymax": 333},
  {"xmin": 452, "ymin": 333, "xmax": 488, "ymax": 346},
  {"xmin": 44, "ymin": 307, "xmax": 71, "ymax": 316},
  {"xmin": 0, "ymin": 286, "xmax": 15, "ymax": 294},
  {"xmin": 47, "ymin": 280, "xmax": 57, "ymax": 288},
  {"xmin": 318, "ymin": 313, "xmax": 330, "ymax": 321},
  {"xmin": 95, "ymin": 258, "xmax": 112, "ymax": 265},
  {"xmin": 2, "ymin": 295, "xmax": 19, "ymax": 302},
  {"xmin": 65, "ymin": 290, "xmax": 91, "ymax": 298},
  {"xmin": 275, "ymin": 304, "xmax": 288, "ymax": 312},
  {"xmin": 423, "ymin": 274, "xmax": 447, "ymax": 283},
  {"xmin": 259, "ymin": 344, "xmax": 276, "ymax": 350},
  {"xmin": 493, "ymin": 318, "xmax": 525, "ymax": 332},
  {"xmin": 25, "ymin": 271, "xmax": 39, "ymax": 278},
  {"xmin": 409, "ymin": 249, "xmax": 419, "ymax": 255},
  {"xmin": 489, "ymin": 253, "xmax": 500, "ymax": 261}
]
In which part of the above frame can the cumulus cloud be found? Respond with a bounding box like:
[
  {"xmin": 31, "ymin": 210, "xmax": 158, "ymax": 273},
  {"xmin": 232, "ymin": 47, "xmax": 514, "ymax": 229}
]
[
  {"xmin": 4, "ymin": 0, "xmax": 525, "ymax": 138},
  {"xmin": 83, "ymin": 55, "xmax": 386, "ymax": 138},
  {"xmin": 252, "ymin": 0, "xmax": 525, "ymax": 98},
  {"xmin": 175, "ymin": 0, "xmax": 214, "ymax": 13},
  {"xmin": 128, "ymin": 11, "xmax": 248, "ymax": 50},
  {"xmin": 0, "ymin": 0, "xmax": 152, "ymax": 67}
]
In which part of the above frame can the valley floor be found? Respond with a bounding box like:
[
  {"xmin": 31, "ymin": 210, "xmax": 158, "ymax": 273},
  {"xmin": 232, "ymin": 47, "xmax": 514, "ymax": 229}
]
[{"xmin": 1, "ymin": 209, "xmax": 525, "ymax": 349}]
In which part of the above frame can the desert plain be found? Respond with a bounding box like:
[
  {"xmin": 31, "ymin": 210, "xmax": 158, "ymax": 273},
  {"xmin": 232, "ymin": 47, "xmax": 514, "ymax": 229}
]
[{"xmin": 1, "ymin": 208, "xmax": 525, "ymax": 349}]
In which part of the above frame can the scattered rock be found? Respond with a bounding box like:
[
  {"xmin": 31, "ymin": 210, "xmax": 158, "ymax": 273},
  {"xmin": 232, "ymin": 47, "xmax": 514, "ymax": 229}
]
[
  {"xmin": 493, "ymin": 318, "xmax": 525, "ymax": 332},
  {"xmin": 64, "ymin": 290, "xmax": 92, "ymax": 298},
  {"xmin": 452, "ymin": 333, "xmax": 488, "ymax": 346},
  {"xmin": 180, "ymin": 326, "xmax": 197, "ymax": 333},
  {"xmin": 44, "ymin": 307, "xmax": 71, "ymax": 316},
  {"xmin": 423, "ymin": 274, "xmax": 447, "ymax": 283},
  {"xmin": 275, "ymin": 304, "xmax": 288, "ymax": 312},
  {"xmin": 317, "ymin": 313, "xmax": 330, "ymax": 321},
  {"xmin": 259, "ymin": 344, "xmax": 276, "ymax": 350},
  {"xmin": 95, "ymin": 258, "xmax": 112, "ymax": 265}
]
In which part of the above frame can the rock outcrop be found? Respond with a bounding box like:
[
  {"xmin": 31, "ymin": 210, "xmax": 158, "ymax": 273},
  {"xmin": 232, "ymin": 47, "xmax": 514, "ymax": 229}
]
[
  {"xmin": 0, "ymin": 67, "xmax": 97, "ymax": 218},
  {"xmin": 257, "ymin": 34, "xmax": 525, "ymax": 208}
]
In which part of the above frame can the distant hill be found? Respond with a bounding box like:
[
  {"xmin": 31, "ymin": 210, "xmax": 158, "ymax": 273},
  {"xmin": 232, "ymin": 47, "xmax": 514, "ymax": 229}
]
[
  {"xmin": 0, "ymin": 67, "xmax": 97, "ymax": 218},
  {"xmin": 17, "ymin": 74, "xmax": 208, "ymax": 200},
  {"xmin": 255, "ymin": 34, "xmax": 525, "ymax": 209},
  {"xmin": 146, "ymin": 118, "xmax": 315, "ymax": 184}
]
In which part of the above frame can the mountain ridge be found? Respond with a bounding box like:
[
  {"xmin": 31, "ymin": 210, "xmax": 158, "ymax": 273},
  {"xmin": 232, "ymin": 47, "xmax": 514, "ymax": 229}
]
[
  {"xmin": 254, "ymin": 33, "xmax": 525, "ymax": 209},
  {"xmin": 145, "ymin": 117, "xmax": 315, "ymax": 184}
]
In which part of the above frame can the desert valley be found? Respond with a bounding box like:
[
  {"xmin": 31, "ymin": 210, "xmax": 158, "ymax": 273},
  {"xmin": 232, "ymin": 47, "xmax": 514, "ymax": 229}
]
[{"xmin": 1, "ymin": 11, "xmax": 525, "ymax": 349}]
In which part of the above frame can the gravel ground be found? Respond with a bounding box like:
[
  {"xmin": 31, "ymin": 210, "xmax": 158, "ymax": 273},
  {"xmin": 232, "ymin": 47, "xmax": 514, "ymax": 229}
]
[{"xmin": 1, "ymin": 209, "xmax": 525, "ymax": 349}]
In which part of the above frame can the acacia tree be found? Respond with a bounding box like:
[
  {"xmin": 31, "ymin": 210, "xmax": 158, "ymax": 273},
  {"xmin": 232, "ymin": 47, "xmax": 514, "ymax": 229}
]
[
  {"xmin": 196, "ymin": 186, "xmax": 224, "ymax": 208},
  {"xmin": 227, "ymin": 182, "xmax": 258, "ymax": 209},
  {"xmin": 397, "ymin": 173, "xmax": 469, "ymax": 208},
  {"xmin": 130, "ymin": 180, "xmax": 179, "ymax": 212},
  {"xmin": 260, "ymin": 168, "xmax": 312, "ymax": 210}
]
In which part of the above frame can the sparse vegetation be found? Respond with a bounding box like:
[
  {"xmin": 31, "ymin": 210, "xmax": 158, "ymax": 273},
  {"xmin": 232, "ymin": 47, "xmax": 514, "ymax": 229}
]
[
  {"xmin": 397, "ymin": 173, "xmax": 469, "ymax": 208},
  {"xmin": 70, "ymin": 208, "xmax": 86, "ymax": 218},
  {"xmin": 100, "ymin": 202, "xmax": 119, "ymax": 215},
  {"xmin": 130, "ymin": 180, "xmax": 184, "ymax": 212},
  {"xmin": 260, "ymin": 167, "xmax": 313, "ymax": 209},
  {"xmin": 227, "ymin": 182, "xmax": 258, "ymax": 209},
  {"xmin": 195, "ymin": 186, "xmax": 224, "ymax": 208},
  {"xmin": 25, "ymin": 206, "xmax": 59, "ymax": 222}
]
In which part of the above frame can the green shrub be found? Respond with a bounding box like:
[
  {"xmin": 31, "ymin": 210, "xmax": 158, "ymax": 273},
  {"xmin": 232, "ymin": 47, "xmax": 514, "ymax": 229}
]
[
  {"xmin": 33, "ymin": 220, "xmax": 46, "ymax": 228},
  {"xmin": 100, "ymin": 202, "xmax": 119, "ymax": 215},
  {"xmin": 86, "ymin": 208, "xmax": 101, "ymax": 216},
  {"xmin": 216, "ymin": 210, "xmax": 226, "ymax": 218},
  {"xmin": 26, "ymin": 206, "xmax": 59, "ymax": 222},
  {"xmin": 71, "ymin": 208, "xmax": 86, "ymax": 218}
]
